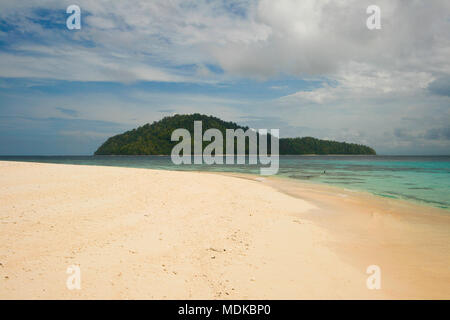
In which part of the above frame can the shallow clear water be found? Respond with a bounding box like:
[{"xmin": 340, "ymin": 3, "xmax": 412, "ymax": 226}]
[{"xmin": 1, "ymin": 155, "xmax": 449, "ymax": 210}]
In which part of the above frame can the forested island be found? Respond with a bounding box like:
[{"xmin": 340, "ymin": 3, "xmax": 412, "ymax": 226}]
[{"xmin": 94, "ymin": 114, "xmax": 376, "ymax": 155}]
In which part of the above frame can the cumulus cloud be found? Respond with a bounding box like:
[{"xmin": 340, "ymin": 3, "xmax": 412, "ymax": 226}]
[{"xmin": 1, "ymin": 0, "xmax": 447, "ymax": 83}]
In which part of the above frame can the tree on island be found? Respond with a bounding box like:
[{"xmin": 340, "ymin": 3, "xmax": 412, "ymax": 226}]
[{"xmin": 94, "ymin": 114, "xmax": 376, "ymax": 156}]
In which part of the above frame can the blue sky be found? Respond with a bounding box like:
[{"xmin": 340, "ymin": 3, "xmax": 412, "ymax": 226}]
[{"xmin": 0, "ymin": 0, "xmax": 449, "ymax": 155}]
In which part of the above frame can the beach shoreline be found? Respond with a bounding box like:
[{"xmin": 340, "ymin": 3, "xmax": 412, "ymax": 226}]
[
  {"xmin": 1, "ymin": 154, "xmax": 448, "ymax": 211},
  {"xmin": 0, "ymin": 161, "xmax": 449, "ymax": 299},
  {"xmin": 214, "ymin": 170, "xmax": 450, "ymax": 213}
]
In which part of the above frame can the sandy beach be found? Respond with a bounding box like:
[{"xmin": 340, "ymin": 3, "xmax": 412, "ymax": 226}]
[{"xmin": 0, "ymin": 161, "xmax": 449, "ymax": 299}]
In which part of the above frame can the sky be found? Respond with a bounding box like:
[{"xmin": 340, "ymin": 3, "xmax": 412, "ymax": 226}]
[{"xmin": 0, "ymin": 0, "xmax": 449, "ymax": 155}]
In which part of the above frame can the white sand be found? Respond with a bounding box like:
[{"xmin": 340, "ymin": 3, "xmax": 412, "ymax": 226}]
[{"xmin": 0, "ymin": 161, "xmax": 448, "ymax": 299}]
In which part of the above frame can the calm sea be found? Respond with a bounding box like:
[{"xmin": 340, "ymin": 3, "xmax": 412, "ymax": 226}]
[{"xmin": 1, "ymin": 155, "xmax": 449, "ymax": 210}]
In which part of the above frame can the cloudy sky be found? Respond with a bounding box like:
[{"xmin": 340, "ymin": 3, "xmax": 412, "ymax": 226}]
[{"xmin": 0, "ymin": 0, "xmax": 449, "ymax": 155}]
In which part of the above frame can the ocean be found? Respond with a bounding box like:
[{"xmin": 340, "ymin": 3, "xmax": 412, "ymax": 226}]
[{"xmin": 1, "ymin": 155, "xmax": 449, "ymax": 210}]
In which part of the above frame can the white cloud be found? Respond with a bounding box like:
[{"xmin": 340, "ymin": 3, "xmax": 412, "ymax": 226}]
[
  {"xmin": 1, "ymin": 0, "xmax": 449, "ymax": 83},
  {"xmin": 283, "ymin": 62, "xmax": 435, "ymax": 103}
]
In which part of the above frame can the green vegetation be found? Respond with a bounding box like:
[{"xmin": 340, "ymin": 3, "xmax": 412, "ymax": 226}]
[
  {"xmin": 94, "ymin": 114, "xmax": 376, "ymax": 155},
  {"xmin": 279, "ymin": 137, "xmax": 375, "ymax": 155}
]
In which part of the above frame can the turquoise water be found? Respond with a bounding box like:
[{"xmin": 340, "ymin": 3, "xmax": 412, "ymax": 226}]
[{"xmin": 1, "ymin": 155, "xmax": 449, "ymax": 210}]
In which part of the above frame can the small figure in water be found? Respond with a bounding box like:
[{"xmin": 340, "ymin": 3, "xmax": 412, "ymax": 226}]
[{"xmin": 323, "ymin": 170, "xmax": 326, "ymax": 174}]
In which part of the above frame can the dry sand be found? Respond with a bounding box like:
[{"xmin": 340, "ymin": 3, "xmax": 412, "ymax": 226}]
[{"xmin": 0, "ymin": 161, "xmax": 449, "ymax": 299}]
